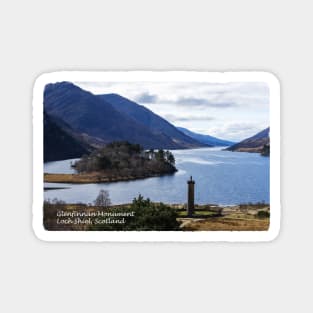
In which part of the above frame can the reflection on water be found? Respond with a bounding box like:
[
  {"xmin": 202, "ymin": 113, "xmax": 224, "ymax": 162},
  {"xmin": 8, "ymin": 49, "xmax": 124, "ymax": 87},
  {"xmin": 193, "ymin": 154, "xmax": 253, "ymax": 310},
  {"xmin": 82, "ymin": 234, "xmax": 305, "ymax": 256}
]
[{"xmin": 44, "ymin": 148, "xmax": 269, "ymax": 205}]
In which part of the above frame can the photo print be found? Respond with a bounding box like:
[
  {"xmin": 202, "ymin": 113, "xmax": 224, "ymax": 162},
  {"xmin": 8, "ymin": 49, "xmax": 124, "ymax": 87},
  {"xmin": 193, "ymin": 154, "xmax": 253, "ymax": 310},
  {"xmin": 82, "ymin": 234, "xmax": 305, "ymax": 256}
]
[{"xmin": 33, "ymin": 71, "xmax": 280, "ymax": 241}]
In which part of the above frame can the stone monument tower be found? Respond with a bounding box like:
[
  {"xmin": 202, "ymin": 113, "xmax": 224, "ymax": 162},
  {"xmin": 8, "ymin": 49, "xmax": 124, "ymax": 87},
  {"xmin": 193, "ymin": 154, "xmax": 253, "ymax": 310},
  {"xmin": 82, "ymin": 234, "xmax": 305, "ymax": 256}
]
[{"xmin": 187, "ymin": 176, "xmax": 195, "ymax": 216}]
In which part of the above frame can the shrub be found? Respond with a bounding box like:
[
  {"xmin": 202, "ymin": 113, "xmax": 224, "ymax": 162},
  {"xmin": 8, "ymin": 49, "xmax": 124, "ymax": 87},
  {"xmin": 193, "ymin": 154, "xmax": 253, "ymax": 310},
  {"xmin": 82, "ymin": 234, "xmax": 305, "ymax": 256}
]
[
  {"xmin": 90, "ymin": 195, "xmax": 180, "ymax": 231},
  {"xmin": 257, "ymin": 210, "xmax": 270, "ymax": 218}
]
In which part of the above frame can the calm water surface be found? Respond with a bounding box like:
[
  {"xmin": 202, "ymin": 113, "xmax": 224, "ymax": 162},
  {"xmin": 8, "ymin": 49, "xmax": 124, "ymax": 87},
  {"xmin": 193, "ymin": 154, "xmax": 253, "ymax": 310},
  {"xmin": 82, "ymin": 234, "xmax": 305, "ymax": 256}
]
[{"xmin": 44, "ymin": 147, "xmax": 269, "ymax": 205}]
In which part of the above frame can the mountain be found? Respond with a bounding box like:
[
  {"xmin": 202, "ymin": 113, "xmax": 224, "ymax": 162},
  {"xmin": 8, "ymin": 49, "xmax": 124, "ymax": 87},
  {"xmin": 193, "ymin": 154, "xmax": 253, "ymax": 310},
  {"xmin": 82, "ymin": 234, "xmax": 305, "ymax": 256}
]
[
  {"xmin": 44, "ymin": 111, "xmax": 91, "ymax": 162},
  {"xmin": 226, "ymin": 127, "xmax": 270, "ymax": 153},
  {"xmin": 48, "ymin": 111, "xmax": 107, "ymax": 149},
  {"xmin": 99, "ymin": 94, "xmax": 204, "ymax": 148},
  {"xmin": 177, "ymin": 127, "xmax": 235, "ymax": 147},
  {"xmin": 44, "ymin": 82, "xmax": 204, "ymax": 150}
]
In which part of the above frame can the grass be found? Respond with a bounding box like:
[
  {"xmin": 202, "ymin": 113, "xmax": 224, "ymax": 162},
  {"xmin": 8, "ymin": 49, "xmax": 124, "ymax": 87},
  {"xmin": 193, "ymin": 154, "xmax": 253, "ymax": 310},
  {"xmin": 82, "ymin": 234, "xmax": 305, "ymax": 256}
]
[
  {"xmin": 181, "ymin": 216, "xmax": 270, "ymax": 231},
  {"xmin": 178, "ymin": 205, "xmax": 270, "ymax": 231},
  {"xmin": 44, "ymin": 172, "xmax": 171, "ymax": 184}
]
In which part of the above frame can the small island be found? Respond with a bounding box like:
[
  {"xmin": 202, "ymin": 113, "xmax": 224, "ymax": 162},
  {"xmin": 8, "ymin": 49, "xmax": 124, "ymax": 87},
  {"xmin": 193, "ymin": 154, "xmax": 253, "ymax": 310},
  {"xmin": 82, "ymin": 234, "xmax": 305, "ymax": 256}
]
[{"xmin": 44, "ymin": 141, "xmax": 177, "ymax": 183}]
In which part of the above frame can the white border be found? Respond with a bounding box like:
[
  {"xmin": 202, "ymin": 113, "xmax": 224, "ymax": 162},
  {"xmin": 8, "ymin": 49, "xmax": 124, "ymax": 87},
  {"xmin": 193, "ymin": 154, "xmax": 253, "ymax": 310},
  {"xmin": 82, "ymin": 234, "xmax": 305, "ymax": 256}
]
[{"xmin": 33, "ymin": 71, "xmax": 280, "ymax": 242}]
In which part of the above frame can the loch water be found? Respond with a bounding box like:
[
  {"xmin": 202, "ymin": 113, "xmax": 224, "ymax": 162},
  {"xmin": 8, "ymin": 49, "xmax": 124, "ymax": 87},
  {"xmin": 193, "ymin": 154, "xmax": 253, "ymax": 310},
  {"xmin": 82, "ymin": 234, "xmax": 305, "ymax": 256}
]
[{"xmin": 44, "ymin": 147, "xmax": 269, "ymax": 205}]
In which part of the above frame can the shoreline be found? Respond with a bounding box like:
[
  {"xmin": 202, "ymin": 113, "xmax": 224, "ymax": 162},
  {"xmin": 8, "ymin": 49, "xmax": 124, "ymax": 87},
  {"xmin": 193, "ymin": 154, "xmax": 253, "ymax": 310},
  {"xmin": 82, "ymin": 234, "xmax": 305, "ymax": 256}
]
[{"xmin": 44, "ymin": 171, "xmax": 176, "ymax": 184}]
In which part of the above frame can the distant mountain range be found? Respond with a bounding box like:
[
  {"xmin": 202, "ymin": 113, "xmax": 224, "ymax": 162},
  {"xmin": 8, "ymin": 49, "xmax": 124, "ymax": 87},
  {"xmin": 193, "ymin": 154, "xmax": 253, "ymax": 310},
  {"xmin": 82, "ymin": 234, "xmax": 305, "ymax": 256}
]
[
  {"xmin": 226, "ymin": 127, "xmax": 270, "ymax": 154},
  {"xmin": 43, "ymin": 82, "xmax": 238, "ymax": 162},
  {"xmin": 44, "ymin": 82, "xmax": 204, "ymax": 153},
  {"xmin": 177, "ymin": 127, "xmax": 235, "ymax": 147}
]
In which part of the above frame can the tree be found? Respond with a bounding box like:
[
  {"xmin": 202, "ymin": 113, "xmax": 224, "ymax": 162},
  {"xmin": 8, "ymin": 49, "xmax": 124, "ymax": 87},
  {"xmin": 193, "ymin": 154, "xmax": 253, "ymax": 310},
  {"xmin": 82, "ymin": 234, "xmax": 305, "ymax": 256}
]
[
  {"xmin": 128, "ymin": 195, "xmax": 180, "ymax": 230},
  {"xmin": 94, "ymin": 189, "xmax": 111, "ymax": 207},
  {"xmin": 165, "ymin": 150, "xmax": 175, "ymax": 165},
  {"xmin": 156, "ymin": 149, "xmax": 165, "ymax": 161},
  {"xmin": 168, "ymin": 153, "xmax": 175, "ymax": 165},
  {"xmin": 132, "ymin": 193, "xmax": 150, "ymax": 208},
  {"xmin": 148, "ymin": 149, "xmax": 155, "ymax": 159},
  {"xmin": 89, "ymin": 195, "xmax": 181, "ymax": 231},
  {"xmin": 97, "ymin": 155, "xmax": 111, "ymax": 169},
  {"xmin": 261, "ymin": 144, "xmax": 270, "ymax": 156}
]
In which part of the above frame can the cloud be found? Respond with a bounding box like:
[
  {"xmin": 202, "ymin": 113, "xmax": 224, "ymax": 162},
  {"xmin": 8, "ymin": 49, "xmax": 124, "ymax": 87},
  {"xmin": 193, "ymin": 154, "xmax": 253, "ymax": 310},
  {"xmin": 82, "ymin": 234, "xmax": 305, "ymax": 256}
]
[
  {"xmin": 76, "ymin": 81, "xmax": 269, "ymax": 109},
  {"xmin": 163, "ymin": 114, "xmax": 215, "ymax": 122},
  {"xmin": 134, "ymin": 92, "xmax": 159, "ymax": 104},
  {"xmin": 174, "ymin": 97, "xmax": 236, "ymax": 108},
  {"xmin": 135, "ymin": 94, "xmax": 237, "ymax": 109}
]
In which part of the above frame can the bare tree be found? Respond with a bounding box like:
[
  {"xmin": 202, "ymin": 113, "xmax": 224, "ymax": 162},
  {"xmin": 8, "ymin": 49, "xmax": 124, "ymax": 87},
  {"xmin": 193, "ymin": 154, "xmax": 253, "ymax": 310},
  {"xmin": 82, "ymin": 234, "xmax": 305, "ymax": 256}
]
[{"xmin": 94, "ymin": 189, "xmax": 111, "ymax": 207}]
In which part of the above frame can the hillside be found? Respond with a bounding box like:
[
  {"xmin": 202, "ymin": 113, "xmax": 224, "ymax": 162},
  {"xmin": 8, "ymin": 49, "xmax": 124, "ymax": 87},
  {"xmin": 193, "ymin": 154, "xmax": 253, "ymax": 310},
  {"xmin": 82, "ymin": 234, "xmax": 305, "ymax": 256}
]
[
  {"xmin": 44, "ymin": 82, "xmax": 204, "ymax": 149},
  {"xmin": 226, "ymin": 127, "xmax": 270, "ymax": 154},
  {"xmin": 177, "ymin": 127, "xmax": 235, "ymax": 147},
  {"xmin": 100, "ymin": 93, "xmax": 204, "ymax": 148},
  {"xmin": 44, "ymin": 112, "xmax": 90, "ymax": 162}
]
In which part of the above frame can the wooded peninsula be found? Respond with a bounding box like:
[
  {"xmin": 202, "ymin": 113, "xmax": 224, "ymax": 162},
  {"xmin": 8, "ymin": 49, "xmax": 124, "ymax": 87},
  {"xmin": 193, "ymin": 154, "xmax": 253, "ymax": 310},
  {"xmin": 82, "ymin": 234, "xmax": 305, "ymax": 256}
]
[{"xmin": 44, "ymin": 141, "xmax": 177, "ymax": 183}]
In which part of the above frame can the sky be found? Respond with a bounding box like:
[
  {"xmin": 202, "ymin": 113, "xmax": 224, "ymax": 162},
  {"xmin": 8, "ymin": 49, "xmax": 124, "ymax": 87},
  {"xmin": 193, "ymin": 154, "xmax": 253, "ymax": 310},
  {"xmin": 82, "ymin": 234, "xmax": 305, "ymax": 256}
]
[{"xmin": 75, "ymin": 81, "xmax": 269, "ymax": 142}]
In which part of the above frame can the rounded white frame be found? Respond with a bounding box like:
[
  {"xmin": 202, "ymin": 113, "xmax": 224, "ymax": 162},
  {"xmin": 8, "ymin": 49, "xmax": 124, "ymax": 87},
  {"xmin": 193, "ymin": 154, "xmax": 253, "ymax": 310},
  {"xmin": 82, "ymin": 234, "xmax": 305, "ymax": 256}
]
[{"xmin": 33, "ymin": 71, "xmax": 280, "ymax": 242}]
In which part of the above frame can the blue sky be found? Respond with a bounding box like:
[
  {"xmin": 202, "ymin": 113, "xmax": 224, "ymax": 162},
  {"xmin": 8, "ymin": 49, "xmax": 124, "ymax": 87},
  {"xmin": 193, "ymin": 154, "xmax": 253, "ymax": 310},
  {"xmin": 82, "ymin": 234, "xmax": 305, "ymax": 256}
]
[{"xmin": 75, "ymin": 81, "xmax": 269, "ymax": 142}]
